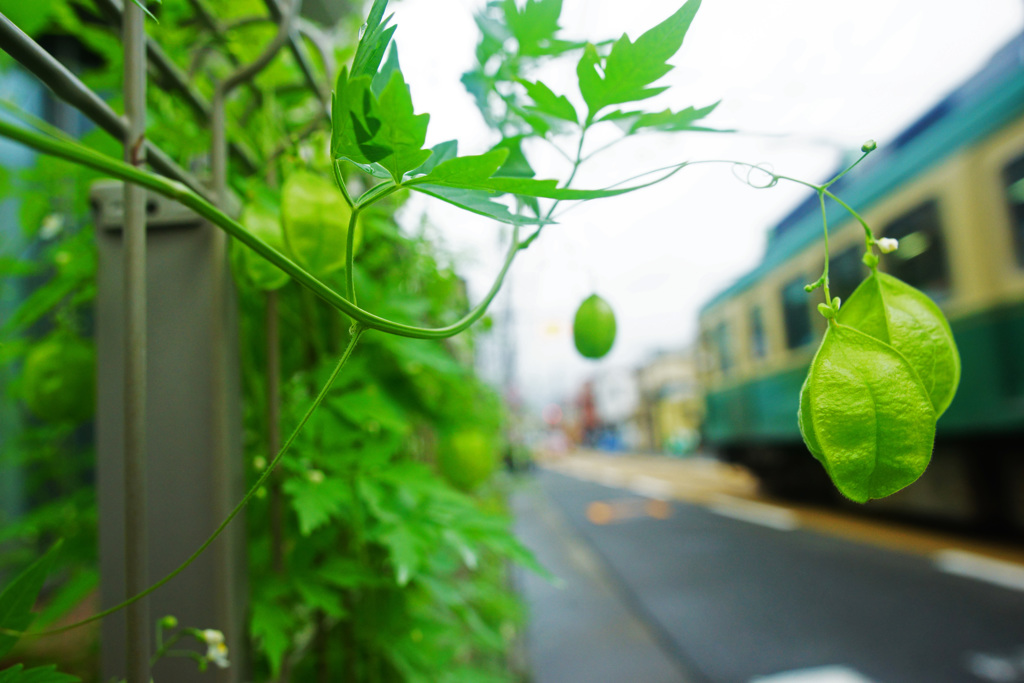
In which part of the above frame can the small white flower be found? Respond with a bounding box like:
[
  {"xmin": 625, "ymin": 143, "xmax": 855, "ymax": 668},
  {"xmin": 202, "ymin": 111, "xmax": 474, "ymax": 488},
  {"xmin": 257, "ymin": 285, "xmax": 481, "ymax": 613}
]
[
  {"xmin": 201, "ymin": 629, "xmax": 224, "ymax": 646},
  {"xmin": 201, "ymin": 630, "xmax": 230, "ymax": 669},
  {"xmin": 307, "ymin": 469, "xmax": 325, "ymax": 484},
  {"xmin": 39, "ymin": 213, "xmax": 64, "ymax": 240},
  {"xmin": 877, "ymin": 237, "xmax": 899, "ymax": 254}
]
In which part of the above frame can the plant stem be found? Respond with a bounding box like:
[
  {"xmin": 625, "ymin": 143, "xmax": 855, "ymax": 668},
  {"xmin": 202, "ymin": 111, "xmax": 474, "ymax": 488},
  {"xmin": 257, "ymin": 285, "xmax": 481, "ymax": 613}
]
[{"xmin": 7, "ymin": 326, "xmax": 367, "ymax": 639}]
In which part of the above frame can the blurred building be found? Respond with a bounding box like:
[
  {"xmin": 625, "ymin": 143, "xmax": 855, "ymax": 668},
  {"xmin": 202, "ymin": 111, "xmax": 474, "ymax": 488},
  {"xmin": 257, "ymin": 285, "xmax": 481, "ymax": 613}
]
[{"xmin": 635, "ymin": 350, "xmax": 704, "ymax": 454}]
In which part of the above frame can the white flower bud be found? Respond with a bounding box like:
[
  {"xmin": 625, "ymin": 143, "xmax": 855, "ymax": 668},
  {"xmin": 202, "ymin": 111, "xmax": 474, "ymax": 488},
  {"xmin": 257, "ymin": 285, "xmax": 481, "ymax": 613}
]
[
  {"xmin": 307, "ymin": 469, "xmax": 325, "ymax": 484},
  {"xmin": 877, "ymin": 237, "xmax": 899, "ymax": 254},
  {"xmin": 201, "ymin": 629, "xmax": 230, "ymax": 669}
]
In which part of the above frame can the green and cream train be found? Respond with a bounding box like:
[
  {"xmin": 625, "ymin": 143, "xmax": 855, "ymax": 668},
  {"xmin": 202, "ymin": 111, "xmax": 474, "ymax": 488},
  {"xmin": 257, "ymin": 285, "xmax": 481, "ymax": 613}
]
[{"xmin": 698, "ymin": 34, "xmax": 1024, "ymax": 531}]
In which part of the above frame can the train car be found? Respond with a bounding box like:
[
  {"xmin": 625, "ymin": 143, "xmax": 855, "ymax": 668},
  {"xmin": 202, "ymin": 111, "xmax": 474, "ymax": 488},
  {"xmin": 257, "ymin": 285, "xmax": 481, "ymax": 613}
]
[{"xmin": 697, "ymin": 33, "xmax": 1024, "ymax": 532}]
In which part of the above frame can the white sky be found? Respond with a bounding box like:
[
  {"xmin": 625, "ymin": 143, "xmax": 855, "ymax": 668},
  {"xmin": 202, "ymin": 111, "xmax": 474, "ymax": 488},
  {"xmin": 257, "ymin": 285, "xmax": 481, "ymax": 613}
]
[{"xmin": 385, "ymin": 0, "xmax": 1023, "ymax": 409}]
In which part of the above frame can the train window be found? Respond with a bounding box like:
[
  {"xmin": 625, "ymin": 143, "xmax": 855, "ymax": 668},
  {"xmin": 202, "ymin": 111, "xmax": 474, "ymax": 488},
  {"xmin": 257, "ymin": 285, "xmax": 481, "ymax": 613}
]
[
  {"xmin": 1002, "ymin": 153, "xmax": 1024, "ymax": 267},
  {"xmin": 829, "ymin": 246, "xmax": 865, "ymax": 303},
  {"xmin": 712, "ymin": 321, "xmax": 732, "ymax": 373},
  {"xmin": 880, "ymin": 200, "xmax": 950, "ymax": 298},
  {"xmin": 782, "ymin": 277, "xmax": 813, "ymax": 349},
  {"xmin": 750, "ymin": 306, "xmax": 767, "ymax": 359}
]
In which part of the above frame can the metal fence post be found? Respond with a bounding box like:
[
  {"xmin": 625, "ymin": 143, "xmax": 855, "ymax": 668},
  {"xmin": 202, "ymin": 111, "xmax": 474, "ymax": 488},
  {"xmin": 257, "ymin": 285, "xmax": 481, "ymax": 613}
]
[{"xmin": 94, "ymin": 182, "xmax": 245, "ymax": 683}]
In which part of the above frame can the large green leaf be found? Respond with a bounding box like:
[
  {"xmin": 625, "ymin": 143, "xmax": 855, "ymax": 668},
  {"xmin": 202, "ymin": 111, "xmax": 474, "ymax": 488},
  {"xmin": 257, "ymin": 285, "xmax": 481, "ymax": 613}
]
[
  {"xmin": 577, "ymin": 0, "xmax": 701, "ymax": 117},
  {"xmin": 332, "ymin": 66, "xmax": 431, "ymax": 183},
  {"xmin": 801, "ymin": 324, "xmax": 936, "ymax": 503},
  {"xmin": 408, "ymin": 149, "xmax": 686, "ymax": 200},
  {"xmin": 838, "ymin": 272, "xmax": 961, "ymax": 417},
  {"xmin": 0, "ymin": 542, "xmax": 61, "ymax": 659}
]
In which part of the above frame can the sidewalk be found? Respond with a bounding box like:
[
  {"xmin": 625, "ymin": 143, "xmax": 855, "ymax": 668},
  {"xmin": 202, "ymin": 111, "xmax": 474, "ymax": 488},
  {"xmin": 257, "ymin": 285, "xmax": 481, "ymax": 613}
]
[{"xmin": 511, "ymin": 474, "xmax": 692, "ymax": 683}]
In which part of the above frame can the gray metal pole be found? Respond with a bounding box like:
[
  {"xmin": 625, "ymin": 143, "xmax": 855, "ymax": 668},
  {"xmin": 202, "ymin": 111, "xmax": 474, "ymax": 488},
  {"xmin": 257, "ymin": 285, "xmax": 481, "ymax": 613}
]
[{"xmin": 122, "ymin": 2, "xmax": 150, "ymax": 682}]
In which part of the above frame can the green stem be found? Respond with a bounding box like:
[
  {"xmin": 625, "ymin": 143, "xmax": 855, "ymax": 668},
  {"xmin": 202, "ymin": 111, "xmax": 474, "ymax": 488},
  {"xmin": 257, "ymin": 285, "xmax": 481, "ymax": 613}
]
[
  {"xmin": 823, "ymin": 149, "xmax": 871, "ymax": 190},
  {"xmin": 823, "ymin": 189, "xmax": 875, "ymax": 243},
  {"xmin": 346, "ymin": 207, "xmax": 361, "ymax": 304},
  {"xmin": 6, "ymin": 326, "xmax": 366, "ymax": 639},
  {"xmin": 0, "ymin": 121, "xmax": 513, "ymax": 340},
  {"xmin": 333, "ymin": 160, "xmax": 355, "ymax": 209},
  {"xmin": 818, "ymin": 190, "xmax": 833, "ymax": 313}
]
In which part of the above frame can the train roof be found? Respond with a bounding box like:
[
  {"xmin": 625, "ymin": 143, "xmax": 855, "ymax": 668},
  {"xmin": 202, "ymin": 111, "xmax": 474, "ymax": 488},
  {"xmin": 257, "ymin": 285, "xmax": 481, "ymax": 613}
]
[{"xmin": 700, "ymin": 32, "xmax": 1024, "ymax": 317}]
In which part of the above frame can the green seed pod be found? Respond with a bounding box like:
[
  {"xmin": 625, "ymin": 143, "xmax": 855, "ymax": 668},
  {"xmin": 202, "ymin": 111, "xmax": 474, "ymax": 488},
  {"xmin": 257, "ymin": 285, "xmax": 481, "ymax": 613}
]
[
  {"xmin": 281, "ymin": 170, "xmax": 362, "ymax": 278},
  {"xmin": 22, "ymin": 332, "xmax": 96, "ymax": 423},
  {"xmin": 238, "ymin": 205, "xmax": 290, "ymax": 291},
  {"xmin": 573, "ymin": 294, "xmax": 617, "ymax": 359},
  {"xmin": 861, "ymin": 140, "xmax": 877, "ymax": 153},
  {"xmin": 862, "ymin": 252, "xmax": 879, "ymax": 268},
  {"xmin": 799, "ymin": 324, "xmax": 936, "ymax": 502},
  {"xmin": 838, "ymin": 272, "xmax": 960, "ymax": 416}
]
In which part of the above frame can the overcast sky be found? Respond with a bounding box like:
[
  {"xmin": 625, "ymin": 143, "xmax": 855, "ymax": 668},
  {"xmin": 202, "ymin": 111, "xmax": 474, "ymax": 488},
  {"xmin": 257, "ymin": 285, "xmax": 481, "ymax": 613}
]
[{"xmin": 383, "ymin": 0, "xmax": 1023, "ymax": 409}]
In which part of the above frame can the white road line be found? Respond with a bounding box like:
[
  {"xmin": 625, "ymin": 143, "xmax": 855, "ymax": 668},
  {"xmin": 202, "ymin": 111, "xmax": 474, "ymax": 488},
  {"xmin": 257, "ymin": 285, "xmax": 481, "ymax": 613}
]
[
  {"xmin": 750, "ymin": 665, "xmax": 878, "ymax": 682},
  {"xmin": 628, "ymin": 475, "xmax": 674, "ymax": 500},
  {"xmin": 933, "ymin": 549, "xmax": 1024, "ymax": 592},
  {"xmin": 708, "ymin": 495, "xmax": 800, "ymax": 531}
]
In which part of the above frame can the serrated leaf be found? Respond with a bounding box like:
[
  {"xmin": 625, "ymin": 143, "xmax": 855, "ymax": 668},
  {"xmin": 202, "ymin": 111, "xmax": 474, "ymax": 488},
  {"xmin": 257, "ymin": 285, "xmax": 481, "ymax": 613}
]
[
  {"xmin": 519, "ymin": 79, "xmax": 577, "ymax": 123},
  {"xmin": 410, "ymin": 184, "xmax": 542, "ymax": 226},
  {"xmin": 250, "ymin": 600, "xmax": 295, "ymax": 678},
  {"xmin": 599, "ymin": 101, "xmax": 721, "ymax": 133},
  {"xmin": 838, "ymin": 272, "xmax": 961, "ymax": 417},
  {"xmin": 410, "ymin": 140, "xmax": 459, "ymax": 177},
  {"xmin": 283, "ymin": 477, "xmax": 344, "ymax": 536},
  {"xmin": 371, "ymin": 43, "xmax": 402, "ymax": 97},
  {"xmin": 410, "ymin": 152, "xmax": 685, "ymax": 200},
  {"xmin": 502, "ymin": 0, "xmax": 562, "ymax": 56},
  {"xmin": 577, "ymin": 0, "xmax": 701, "ymax": 116},
  {"xmin": 801, "ymin": 324, "xmax": 936, "ymax": 503},
  {"xmin": 0, "ymin": 541, "xmax": 61, "ymax": 659},
  {"xmin": 351, "ymin": 0, "xmax": 395, "ymax": 79},
  {"xmin": 0, "ymin": 664, "xmax": 79, "ymax": 683},
  {"xmin": 489, "ymin": 136, "xmax": 535, "ymax": 179}
]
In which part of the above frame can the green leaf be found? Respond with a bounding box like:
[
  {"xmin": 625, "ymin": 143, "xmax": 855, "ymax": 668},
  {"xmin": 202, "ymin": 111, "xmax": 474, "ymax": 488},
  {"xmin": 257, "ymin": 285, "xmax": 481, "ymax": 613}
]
[
  {"xmin": 577, "ymin": 0, "xmax": 701, "ymax": 116},
  {"xmin": 371, "ymin": 43, "xmax": 402, "ymax": 97},
  {"xmin": 410, "ymin": 184, "xmax": 542, "ymax": 226},
  {"xmin": 800, "ymin": 324, "xmax": 936, "ymax": 503},
  {"xmin": 332, "ymin": 67, "xmax": 431, "ymax": 183},
  {"xmin": 502, "ymin": 0, "xmax": 562, "ymax": 56},
  {"xmin": 250, "ymin": 599, "xmax": 296, "ymax": 678},
  {"xmin": 599, "ymin": 101, "xmax": 721, "ymax": 133},
  {"xmin": 838, "ymin": 271, "xmax": 961, "ymax": 417},
  {"xmin": 410, "ymin": 140, "xmax": 459, "ymax": 177},
  {"xmin": 374, "ymin": 70, "xmax": 432, "ymax": 180},
  {"xmin": 0, "ymin": 541, "xmax": 61, "ymax": 659},
  {"xmin": 330, "ymin": 384, "xmax": 408, "ymax": 435},
  {"xmin": 519, "ymin": 79, "xmax": 577, "ymax": 124},
  {"xmin": 352, "ymin": 0, "xmax": 396, "ymax": 79},
  {"xmin": 0, "ymin": 664, "xmax": 79, "ymax": 683},
  {"xmin": 283, "ymin": 476, "xmax": 344, "ymax": 536}
]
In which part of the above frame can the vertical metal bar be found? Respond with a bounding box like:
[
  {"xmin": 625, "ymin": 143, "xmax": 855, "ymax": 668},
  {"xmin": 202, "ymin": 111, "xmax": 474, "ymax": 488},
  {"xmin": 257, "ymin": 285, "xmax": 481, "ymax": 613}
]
[
  {"xmin": 209, "ymin": 87, "xmax": 238, "ymax": 683},
  {"xmin": 122, "ymin": 2, "xmax": 150, "ymax": 682}
]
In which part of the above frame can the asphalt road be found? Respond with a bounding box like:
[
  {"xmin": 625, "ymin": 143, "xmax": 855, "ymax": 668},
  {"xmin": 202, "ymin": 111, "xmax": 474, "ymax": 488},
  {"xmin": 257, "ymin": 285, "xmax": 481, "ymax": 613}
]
[{"xmin": 515, "ymin": 469, "xmax": 1024, "ymax": 683}]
